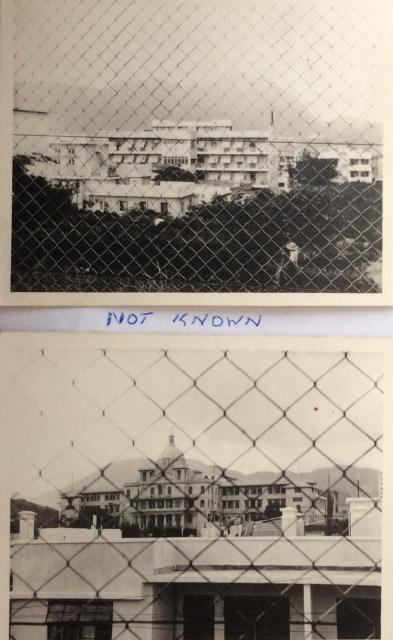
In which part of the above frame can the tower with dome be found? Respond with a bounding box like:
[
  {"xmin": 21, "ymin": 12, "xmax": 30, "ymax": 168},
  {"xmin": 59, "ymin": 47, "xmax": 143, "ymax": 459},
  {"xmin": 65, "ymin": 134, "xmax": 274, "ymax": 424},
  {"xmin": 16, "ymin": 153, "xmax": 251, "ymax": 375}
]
[{"xmin": 123, "ymin": 434, "xmax": 221, "ymax": 533}]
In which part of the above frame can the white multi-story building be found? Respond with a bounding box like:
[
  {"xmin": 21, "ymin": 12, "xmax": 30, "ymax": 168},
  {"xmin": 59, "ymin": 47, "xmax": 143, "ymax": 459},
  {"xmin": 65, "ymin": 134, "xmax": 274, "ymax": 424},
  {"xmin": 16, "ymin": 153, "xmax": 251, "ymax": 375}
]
[
  {"xmin": 40, "ymin": 123, "xmax": 382, "ymax": 201},
  {"xmin": 277, "ymin": 145, "xmax": 382, "ymax": 189},
  {"xmin": 195, "ymin": 130, "xmax": 275, "ymax": 187}
]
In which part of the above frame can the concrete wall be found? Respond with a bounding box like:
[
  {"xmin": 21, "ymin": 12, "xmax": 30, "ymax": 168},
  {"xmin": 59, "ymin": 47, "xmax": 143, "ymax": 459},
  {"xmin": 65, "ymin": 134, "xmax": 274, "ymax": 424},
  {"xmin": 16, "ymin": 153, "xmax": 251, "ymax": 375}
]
[
  {"xmin": 11, "ymin": 540, "xmax": 154, "ymax": 599},
  {"xmin": 153, "ymin": 536, "xmax": 380, "ymax": 573},
  {"xmin": 10, "ymin": 600, "xmax": 48, "ymax": 640}
]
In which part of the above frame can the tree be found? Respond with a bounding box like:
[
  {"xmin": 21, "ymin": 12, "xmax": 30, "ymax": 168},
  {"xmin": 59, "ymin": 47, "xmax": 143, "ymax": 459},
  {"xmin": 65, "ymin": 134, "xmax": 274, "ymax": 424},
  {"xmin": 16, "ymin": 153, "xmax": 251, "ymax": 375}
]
[
  {"xmin": 263, "ymin": 502, "xmax": 282, "ymax": 520},
  {"xmin": 289, "ymin": 150, "xmax": 338, "ymax": 188},
  {"xmin": 153, "ymin": 165, "xmax": 197, "ymax": 182}
]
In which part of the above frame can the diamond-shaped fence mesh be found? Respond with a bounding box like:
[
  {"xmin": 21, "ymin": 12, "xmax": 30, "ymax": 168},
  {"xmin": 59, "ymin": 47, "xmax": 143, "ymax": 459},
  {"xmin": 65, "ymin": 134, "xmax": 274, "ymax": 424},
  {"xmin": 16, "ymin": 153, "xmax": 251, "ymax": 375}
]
[
  {"xmin": 11, "ymin": 0, "xmax": 383, "ymax": 293},
  {"xmin": 7, "ymin": 343, "xmax": 383, "ymax": 639}
]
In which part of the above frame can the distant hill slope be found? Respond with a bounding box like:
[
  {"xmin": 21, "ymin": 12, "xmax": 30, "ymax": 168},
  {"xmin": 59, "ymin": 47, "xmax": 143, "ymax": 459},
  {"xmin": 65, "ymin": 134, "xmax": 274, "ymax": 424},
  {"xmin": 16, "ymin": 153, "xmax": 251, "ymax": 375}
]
[
  {"xmin": 14, "ymin": 80, "xmax": 382, "ymax": 144},
  {"xmin": 11, "ymin": 498, "xmax": 59, "ymax": 534},
  {"xmin": 31, "ymin": 458, "xmax": 380, "ymax": 510}
]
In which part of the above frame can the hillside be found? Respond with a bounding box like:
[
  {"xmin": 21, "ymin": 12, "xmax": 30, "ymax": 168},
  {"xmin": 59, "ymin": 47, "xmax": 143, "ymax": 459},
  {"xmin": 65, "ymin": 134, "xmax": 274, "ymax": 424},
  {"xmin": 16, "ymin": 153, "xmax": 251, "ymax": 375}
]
[
  {"xmin": 14, "ymin": 79, "xmax": 382, "ymax": 144},
  {"xmin": 11, "ymin": 498, "xmax": 59, "ymax": 534}
]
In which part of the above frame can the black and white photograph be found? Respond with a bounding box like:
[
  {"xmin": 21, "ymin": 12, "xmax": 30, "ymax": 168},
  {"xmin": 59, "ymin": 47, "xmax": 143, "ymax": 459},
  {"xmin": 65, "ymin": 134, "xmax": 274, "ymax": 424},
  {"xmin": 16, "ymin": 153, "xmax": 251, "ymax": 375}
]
[
  {"xmin": 4, "ymin": 333, "xmax": 385, "ymax": 639},
  {"xmin": 2, "ymin": 0, "xmax": 388, "ymax": 303}
]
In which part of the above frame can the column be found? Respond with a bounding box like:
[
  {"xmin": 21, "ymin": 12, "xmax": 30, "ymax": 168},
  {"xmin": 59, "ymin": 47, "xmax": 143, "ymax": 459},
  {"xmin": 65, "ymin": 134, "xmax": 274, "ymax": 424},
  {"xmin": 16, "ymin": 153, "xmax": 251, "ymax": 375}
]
[
  {"xmin": 18, "ymin": 511, "xmax": 35, "ymax": 542},
  {"xmin": 346, "ymin": 497, "xmax": 381, "ymax": 536},
  {"xmin": 280, "ymin": 507, "xmax": 298, "ymax": 537},
  {"xmin": 303, "ymin": 584, "xmax": 312, "ymax": 640},
  {"xmin": 214, "ymin": 595, "xmax": 225, "ymax": 640}
]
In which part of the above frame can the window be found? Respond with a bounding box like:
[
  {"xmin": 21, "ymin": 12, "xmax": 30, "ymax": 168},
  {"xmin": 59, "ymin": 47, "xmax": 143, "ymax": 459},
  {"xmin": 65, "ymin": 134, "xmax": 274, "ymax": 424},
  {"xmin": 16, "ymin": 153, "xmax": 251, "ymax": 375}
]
[
  {"xmin": 150, "ymin": 487, "xmax": 154, "ymax": 496},
  {"xmin": 142, "ymin": 471, "xmax": 147, "ymax": 481},
  {"xmin": 176, "ymin": 470, "xmax": 181, "ymax": 480},
  {"xmin": 361, "ymin": 171, "xmax": 369, "ymax": 177},
  {"xmin": 165, "ymin": 499, "xmax": 173, "ymax": 508},
  {"xmin": 126, "ymin": 489, "xmax": 130, "ymax": 498},
  {"xmin": 350, "ymin": 159, "xmax": 358, "ymax": 165},
  {"xmin": 294, "ymin": 487, "xmax": 302, "ymax": 493},
  {"xmin": 350, "ymin": 171, "xmax": 359, "ymax": 178},
  {"xmin": 360, "ymin": 158, "xmax": 370, "ymax": 165},
  {"xmin": 188, "ymin": 486, "xmax": 193, "ymax": 495},
  {"xmin": 158, "ymin": 485, "xmax": 163, "ymax": 496},
  {"xmin": 167, "ymin": 486, "xmax": 172, "ymax": 496},
  {"xmin": 160, "ymin": 202, "xmax": 168, "ymax": 214},
  {"xmin": 54, "ymin": 148, "xmax": 61, "ymax": 164},
  {"xmin": 139, "ymin": 201, "xmax": 146, "ymax": 211},
  {"xmin": 149, "ymin": 500, "xmax": 155, "ymax": 509},
  {"xmin": 336, "ymin": 597, "xmax": 380, "ymax": 638},
  {"xmin": 67, "ymin": 147, "xmax": 76, "ymax": 166},
  {"xmin": 157, "ymin": 500, "xmax": 164, "ymax": 509},
  {"xmin": 47, "ymin": 600, "xmax": 112, "ymax": 640},
  {"xmin": 200, "ymin": 486, "xmax": 205, "ymax": 494},
  {"xmin": 292, "ymin": 497, "xmax": 303, "ymax": 502},
  {"xmin": 200, "ymin": 500, "xmax": 205, "ymax": 508},
  {"xmin": 118, "ymin": 200, "xmax": 127, "ymax": 212}
]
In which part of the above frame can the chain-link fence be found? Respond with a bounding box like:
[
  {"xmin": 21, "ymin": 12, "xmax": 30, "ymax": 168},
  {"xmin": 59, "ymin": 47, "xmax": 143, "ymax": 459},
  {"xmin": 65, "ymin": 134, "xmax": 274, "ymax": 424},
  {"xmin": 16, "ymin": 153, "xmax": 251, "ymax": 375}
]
[
  {"xmin": 11, "ymin": 0, "xmax": 383, "ymax": 293},
  {"xmin": 7, "ymin": 341, "xmax": 383, "ymax": 639}
]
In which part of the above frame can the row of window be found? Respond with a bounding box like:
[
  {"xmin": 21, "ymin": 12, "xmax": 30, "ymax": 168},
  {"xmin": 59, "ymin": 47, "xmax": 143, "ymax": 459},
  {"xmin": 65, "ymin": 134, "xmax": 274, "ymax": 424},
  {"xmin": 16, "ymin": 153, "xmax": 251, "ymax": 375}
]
[
  {"xmin": 222, "ymin": 485, "xmax": 286, "ymax": 496},
  {"xmin": 197, "ymin": 141, "xmax": 260, "ymax": 150},
  {"xmin": 162, "ymin": 156, "xmax": 189, "ymax": 166},
  {"xmin": 148, "ymin": 484, "xmax": 202, "ymax": 497},
  {"xmin": 54, "ymin": 147, "xmax": 76, "ymax": 166},
  {"xmin": 44, "ymin": 596, "xmax": 381, "ymax": 640},
  {"xmin": 350, "ymin": 171, "xmax": 370, "ymax": 178},
  {"xmin": 349, "ymin": 158, "xmax": 370, "ymax": 165},
  {"xmin": 139, "ymin": 499, "xmax": 181, "ymax": 509},
  {"xmin": 93, "ymin": 199, "xmax": 171, "ymax": 214},
  {"xmin": 81, "ymin": 492, "xmax": 121, "ymax": 503},
  {"xmin": 137, "ymin": 497, "xmax": 211, "ymax": 510}
]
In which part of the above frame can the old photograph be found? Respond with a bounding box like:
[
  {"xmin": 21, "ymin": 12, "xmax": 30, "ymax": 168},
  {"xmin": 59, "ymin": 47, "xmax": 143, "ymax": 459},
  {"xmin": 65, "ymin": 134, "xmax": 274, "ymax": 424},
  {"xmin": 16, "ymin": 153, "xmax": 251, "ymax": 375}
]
[
  {"xmin": 3, "ymin": 333, "xmax": 385, "ymax": 638},
  {"xmin": 1, "ymin": 0, "xmax": 388, "ymax": 304}
]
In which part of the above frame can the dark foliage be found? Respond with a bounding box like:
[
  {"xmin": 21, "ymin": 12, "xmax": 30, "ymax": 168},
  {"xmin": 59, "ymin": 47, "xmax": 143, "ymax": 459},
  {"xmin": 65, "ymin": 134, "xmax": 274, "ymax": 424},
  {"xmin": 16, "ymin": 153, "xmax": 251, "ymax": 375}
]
[
  {"xmin": 12, "ymin": 156, "xmax": 382, "ymax": 292},
  {"xmin": 10, "ymin": 498, "xmax": 59, "ymax": 536},
  {"xmin": 263, "ymin": 502, "xmax": 282, "ymax": 519},
  {"xmin": 153, "ymin": 165, "xmax": 197, "ymax": 182},
  {"xmin": 288, "ymin": 150, "xmax": 338, "ymax": 187},
  {"xmin": 69, "ymin": 506, "xmax": 120, "ymax": 529}
]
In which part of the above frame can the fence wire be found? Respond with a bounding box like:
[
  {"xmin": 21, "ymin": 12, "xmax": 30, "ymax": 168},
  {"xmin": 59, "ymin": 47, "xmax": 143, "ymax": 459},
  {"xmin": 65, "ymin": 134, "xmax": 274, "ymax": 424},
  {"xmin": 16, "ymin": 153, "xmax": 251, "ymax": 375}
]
[
  {"xmin": 8, "ymin": 346, "xmax": 383, "ymax": 639},
  {"xmin": 11, "ymin": 0, "xmax": 383, "ymax": 293}
]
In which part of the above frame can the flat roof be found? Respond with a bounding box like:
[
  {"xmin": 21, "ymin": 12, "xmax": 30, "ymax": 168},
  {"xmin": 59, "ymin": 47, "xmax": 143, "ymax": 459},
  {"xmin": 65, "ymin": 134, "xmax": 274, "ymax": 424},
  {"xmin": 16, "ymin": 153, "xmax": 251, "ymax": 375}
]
[{"xmin": 88, "ymin": 181, "xmax": 195, "ymax": 198}]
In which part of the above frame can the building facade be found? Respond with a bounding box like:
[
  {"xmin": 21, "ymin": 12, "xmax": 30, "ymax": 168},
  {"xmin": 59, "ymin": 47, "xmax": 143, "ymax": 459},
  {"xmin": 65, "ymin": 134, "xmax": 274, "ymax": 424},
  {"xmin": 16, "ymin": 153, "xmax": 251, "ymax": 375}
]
[
  {"xmin": 86, "ymin": 181, "xmax": 197, "ymax": 217},
  {"xmin": 61, "ymin": 436, "xmax": 331, "ymax": 534},
  {"xmin": 123, "ymin": 435, "xmax": 221, "ymax": 532},
  {"xmin": 10, "ymin": 497, "xmax": 382, "ymax": 640}
]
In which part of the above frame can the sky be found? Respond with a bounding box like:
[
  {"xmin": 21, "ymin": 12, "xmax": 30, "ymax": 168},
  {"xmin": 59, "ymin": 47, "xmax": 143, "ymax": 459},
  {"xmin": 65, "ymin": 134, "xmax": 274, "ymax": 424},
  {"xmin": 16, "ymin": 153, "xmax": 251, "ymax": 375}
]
[
  {"xmin": 1, "ymin": 344, "xmax": 383, "ymax": 503},
  {"xmin": 13, "ymin": 0, "xmax": 386, "ymax": 135}
]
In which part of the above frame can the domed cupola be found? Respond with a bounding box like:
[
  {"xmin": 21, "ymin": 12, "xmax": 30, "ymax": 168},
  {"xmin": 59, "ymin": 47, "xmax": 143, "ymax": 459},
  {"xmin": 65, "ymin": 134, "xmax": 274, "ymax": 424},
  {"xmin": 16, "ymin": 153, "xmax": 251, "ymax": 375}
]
[{"xmin": 158, "ymin": 434, "xmax": 188, "ymax": 471}]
